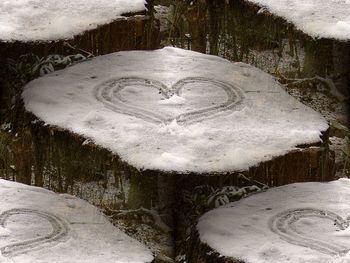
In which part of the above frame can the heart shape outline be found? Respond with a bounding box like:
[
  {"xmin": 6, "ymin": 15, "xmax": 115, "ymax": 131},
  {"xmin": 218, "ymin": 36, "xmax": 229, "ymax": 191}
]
[
  {"xmin": 0, "ymin": 208, "xmax": 69, "ymax": 257},
  {"xmin": 269, "ymin": 208, "xmax": 350, "ymax": 256},
  {"xmin": 94, "ymin": 77, "xmax": 245, "ymax": 124}
]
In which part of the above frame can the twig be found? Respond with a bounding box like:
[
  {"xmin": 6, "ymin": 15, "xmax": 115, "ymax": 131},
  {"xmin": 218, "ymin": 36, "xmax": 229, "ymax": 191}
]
[
  {"xmin": 283, "ymin": 75, "xmax": 347, "ymax": 102},
  {"xmin": 63, "ymin": 42, "xmax": 94, "ymax": 58},
  {"xmin": 238, "ymin": 173, "xmax": 269, "ymax": 189},
  {"xmin": 106, "ymin": 207, "xmax": 171, "ymax": 233}
]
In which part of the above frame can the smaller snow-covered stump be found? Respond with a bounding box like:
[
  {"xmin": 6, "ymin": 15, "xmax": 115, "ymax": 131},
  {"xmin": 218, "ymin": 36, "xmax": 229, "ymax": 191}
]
[
  {"xmin": 0, "ymin": 0, "xmax": 146, "ymax": 42},
  {"xmin": 197, "ymin": 179, "xmax": 350, "ymax": 263},
  {"xmin": 243, "ymin": 0, "xmax": 350, "ymax": 41},
  {"xmin": 0, "ymin": 0, "xmax": 159, "ymax": 86},
  {"xmin": 0, "ymin": 179, "xmax": 153, "ymax": 263},
  {"xmin": 22, "ymin": 47, "xmax": 331, "ymax": 181}
]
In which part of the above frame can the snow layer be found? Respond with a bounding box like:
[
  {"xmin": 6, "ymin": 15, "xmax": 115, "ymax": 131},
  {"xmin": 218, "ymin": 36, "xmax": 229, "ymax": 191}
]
[
  {"xmin": 22, "ymin": 47, "xmax": 328, "ymax": 173},
  {"xmin": 0, "ymin": 0, "xmax": 146, "ymax": 42},
  {"xmin": 0, "ymin": 179, "xmax": 153, "ymax": 263},
  {"xmin": 249, "ymin": 0, "xmax": 350, "ymax": 40},
  {"xmin": 198, "ymin": 179, "xmax": 350, "ymax": 263}
]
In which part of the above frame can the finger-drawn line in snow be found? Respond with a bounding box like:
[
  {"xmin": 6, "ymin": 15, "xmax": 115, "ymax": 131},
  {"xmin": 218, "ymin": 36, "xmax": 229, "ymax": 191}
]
[
  {"xmin": 95, "ymin": 77, "xmax": 245, "ymax": 124},
  {"xmin": 0, "ymin": 208, "xmax": 70, "ymax": 257},
  {"xmin": 270, "ymin": 208, "xmax": 350, "ymax": 255}
]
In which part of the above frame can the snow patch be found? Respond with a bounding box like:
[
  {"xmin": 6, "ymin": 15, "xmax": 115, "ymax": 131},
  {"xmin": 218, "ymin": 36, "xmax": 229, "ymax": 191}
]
[
  {"xmin": 334, "ymin": 227, "xmax": 350, "ymax": 237},
  {"xmin": 83, "ymin": 110, "xmax": 105, "ymax": 125},
  {"xmin": 0, "ymin": 226, "xmax": 11, "ymax": 237},
  {"xmin": 155, "ymin": 151, "xmax": 191, "ymax": 168},
  {"xmin": 158, "ymin": 95, "xmax": 186, "ymax": 105}
]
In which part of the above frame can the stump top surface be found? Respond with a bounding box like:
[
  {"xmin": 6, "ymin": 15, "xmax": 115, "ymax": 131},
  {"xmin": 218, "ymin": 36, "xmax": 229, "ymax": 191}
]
[
  {"xmin": 0, "ymin": 179, "xmax": 153, "ymax": 263},
  {"xmin": 22, "ymin": 47, "xmax": 328, "ymax": 173},
  {"xmin": 198, "ymin": 179, "xmax": 350, "ymax": 263},
  {"xmin": 246, "ymin": 0, "xmax": 350, "ymax": 40},
  {"xmin": 0, "ymin": 0, "xmax": 146, "ymax": 42}
]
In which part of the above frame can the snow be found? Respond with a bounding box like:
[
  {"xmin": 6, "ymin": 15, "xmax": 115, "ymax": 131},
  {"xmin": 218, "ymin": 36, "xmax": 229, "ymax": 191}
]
[
  {"xmin": 249, "ymin": 0, "xmax": 350, "ymax": 40},
  {"xmin": 158, "ymin": 95, "xmax": 187, "ymax": 105},
  {"xmin": 197, "ymin": 178, "xmax": 350, "ymax": 263},
  {"xmin": 0, "ymin": 179, "xmax": 153, "ymax": 263},
  {"xmin": 0, "ymin": 0, "xmax": 146, "ymax": 42},
  {"xmin": 22, "ymin": 47, "xmax": 328, "ymax": 173}
]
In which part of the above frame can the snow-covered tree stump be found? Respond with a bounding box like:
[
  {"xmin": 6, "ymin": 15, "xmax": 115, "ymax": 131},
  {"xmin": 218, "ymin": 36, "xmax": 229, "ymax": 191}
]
[
  {"xmin": 195, "ymin": 179, "xmax": 350, "ymax": 263},
  {"xmin": 0, "ymin": 0, "xmax": 159, "ymax": 99},
  {"xmin": 0, "ymin": 179, "xmax": 153, "ymax": 263},
  {"xmin": 22, "ymin": 47, "xmax": 334, "ymax": 183},
  {"xmin": 174, "ymin": 0, "xmax": 349, "ymax": 100},
  {"xmin": 231, "ymin": 0, "xmax": 350, "ymax": 98},
  {"xmin": 0, "ymin": 15, "xmax": 159, "ymax": 61}
]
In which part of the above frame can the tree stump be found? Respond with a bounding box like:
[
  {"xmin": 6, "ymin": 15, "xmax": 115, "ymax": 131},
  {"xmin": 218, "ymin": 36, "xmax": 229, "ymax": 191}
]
[
  {"xmin": 0, "ymin": 0, "xmax": 160, "ymax": 108},
  {"xmin": 22, "ymin": 47, "xmax": 333, "ymax": 178},
  {"xmin": 195, "ymin": 179, "xmax": 350, "ymax": 263},
  {"xmin": 0, "ymin": 179, "xmax": 153, "ymax": 263},
  {"xmin": 163, "ymin": 0, "xmax": 350, "ymax": 100}
]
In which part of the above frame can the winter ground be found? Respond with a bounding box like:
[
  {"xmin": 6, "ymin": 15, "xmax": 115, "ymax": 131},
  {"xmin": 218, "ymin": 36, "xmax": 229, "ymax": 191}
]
[
  {"xmin": 248, "ymin": 0, "xmax": 350, "ymax": 40},
  {"xmin": 0, "ymin": 0, "xmax": 146, "ymax": 42},
  {"xmin": 198, "ymin": 178, "xmax": 350, "ymax": 263},
  {"xmin": 22, "ymin": 47, "xmax": 328, "ymax": 173},
  {"xmin": 0, "ymin": 179, "xmax": 153, "ymax": 263}
]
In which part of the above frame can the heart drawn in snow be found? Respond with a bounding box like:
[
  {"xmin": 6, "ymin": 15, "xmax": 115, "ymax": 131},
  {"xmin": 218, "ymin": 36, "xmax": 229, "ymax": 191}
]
[
  {"xmin": 270, "ymin": 208, "xmax": 350, "ymax": 255},
  {"xmin": 0, "ymin": 208, "xmax": 69, "ymax": 257},
  {"xmin": 95, "ymin": 77, "xmax": 245, "ymax": 124}
]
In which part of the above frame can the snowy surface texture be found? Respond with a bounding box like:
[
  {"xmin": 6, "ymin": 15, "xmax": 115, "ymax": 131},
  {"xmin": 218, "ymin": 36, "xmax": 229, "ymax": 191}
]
[
  {"xmin": 0, "ymin": 0, "xmax": 146, "ymax": 42},
  {"xmin": 0, "ymin": 179, "xmax": 153, "ymax": 263},
  {"xmin": 22, "ymin": 47, "xmax": 328, "ymax": 173},
  {"xmin": 249, "ymin": 0, "xmax": 350, "ymax": 40},
  {"xmin": 198, "ymin": 179, "xmax": 350, "ymax": 263}
]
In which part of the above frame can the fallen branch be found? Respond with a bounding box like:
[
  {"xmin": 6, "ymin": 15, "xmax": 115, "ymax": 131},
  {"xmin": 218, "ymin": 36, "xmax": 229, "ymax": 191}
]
[
  {"xmin": 105, "ymin": 207, "xmax": 171, "ymax": 234},
  {"xmin": 282, "ymin": 75, "xmax": 347, "ymax": 102}
]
